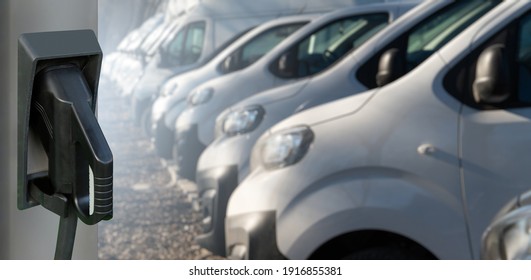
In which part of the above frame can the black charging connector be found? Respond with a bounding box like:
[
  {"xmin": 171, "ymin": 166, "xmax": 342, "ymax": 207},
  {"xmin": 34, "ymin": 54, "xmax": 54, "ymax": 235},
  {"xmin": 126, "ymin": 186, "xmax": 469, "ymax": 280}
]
[
  {"xmin": 31, "ymin": 65, "xmax": 113, "ymax": 225},
  {"xmin": 18, "ymin": 30, "xmax": 113, "ymax": 259}
]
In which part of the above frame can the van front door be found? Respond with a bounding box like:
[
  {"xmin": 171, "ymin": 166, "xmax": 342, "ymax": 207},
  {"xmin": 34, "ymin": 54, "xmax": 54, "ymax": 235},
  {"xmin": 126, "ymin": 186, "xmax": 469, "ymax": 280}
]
[{"xmin": 459, "ymin": 11, "xmax": 531, "ymax": 259}]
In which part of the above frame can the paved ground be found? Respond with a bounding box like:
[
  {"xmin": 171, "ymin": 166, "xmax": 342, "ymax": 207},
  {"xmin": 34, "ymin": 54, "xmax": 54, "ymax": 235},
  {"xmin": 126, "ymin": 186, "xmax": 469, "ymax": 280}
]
[{"xmin": 97, "ymin": 83, "xmax": 222, "ymax": 260}]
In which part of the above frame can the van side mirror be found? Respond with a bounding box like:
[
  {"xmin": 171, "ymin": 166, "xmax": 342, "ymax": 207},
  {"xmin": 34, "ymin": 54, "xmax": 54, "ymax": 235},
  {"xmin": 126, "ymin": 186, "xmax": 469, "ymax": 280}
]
[
  {"xmin": 221, "ymin": 53, "xmax": 239, "ymax": 74},
  {"xmin": 275, "ymin": 49, "xmax": 297, "ymax": 78},
  {"xmin": 473, "ymin": 44, "xmax": 511, "ymax": 104},
  {"xmin": 376, "ymin": 48, "xmax": 404, "ymax": 87}
]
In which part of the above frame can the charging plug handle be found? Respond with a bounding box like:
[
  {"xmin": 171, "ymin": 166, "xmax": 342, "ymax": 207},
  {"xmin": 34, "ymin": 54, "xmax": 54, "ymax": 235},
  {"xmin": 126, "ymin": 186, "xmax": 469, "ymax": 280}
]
[{"xmin": 31, "ymin": 65, "xmax": 113, "ymax": 225}]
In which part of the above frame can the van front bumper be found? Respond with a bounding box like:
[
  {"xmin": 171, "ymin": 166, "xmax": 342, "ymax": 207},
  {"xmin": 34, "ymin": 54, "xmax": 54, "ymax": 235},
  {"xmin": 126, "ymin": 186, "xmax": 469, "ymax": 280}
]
[
  {"xmin": 131, "ymin": 94, "xmax": 151, "ymax": 126},
  {"xmin": 195, "ymin": 165, "xmax": 239, "ymax": 256},
  {"xmin": 175, "ymin": 124, "xmax": 206, "ymax": 181},
  {"xmin": 153, "ymin": 115, "xmax": 174, "ymax": 159},
  {"xmin": 225, "ymin": 211, "xmax": 286, "ymax": 260}
]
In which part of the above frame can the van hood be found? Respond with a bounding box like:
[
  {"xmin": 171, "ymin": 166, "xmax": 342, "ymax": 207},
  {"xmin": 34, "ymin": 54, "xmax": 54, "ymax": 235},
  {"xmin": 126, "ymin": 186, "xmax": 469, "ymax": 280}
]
[
  {"xmin": 167, "ymin": 66, "xmax": 216, "ymax": 97},
  {"xmin": 139, "ymin": 67, "xmax": 175, "ymax": 89},
  {"xmin": 229, "ymin": 79, "xmax": 310, "ymax": 109},
  {"xmin": 270, "ymin": 88, "xmax": 378, "ymax": 133},
  {"xmin": 206, "ymin": 70, "xmax": 244, "ymax": 90},
  {"xmin": 168, "ymin": 67, "xmax": 203, "ymax": 85}
]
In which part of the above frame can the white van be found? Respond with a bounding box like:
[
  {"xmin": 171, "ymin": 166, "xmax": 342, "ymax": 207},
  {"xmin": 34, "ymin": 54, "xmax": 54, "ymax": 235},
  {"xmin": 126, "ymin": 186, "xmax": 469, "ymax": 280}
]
[
  {"xmin": 170, "ymin": 2, "xmax": 421, "ymax": 181},
  {"xmin": 149, "ymin": 15, "xmax": 315, "ymax": 157},
  {"xmin": 101, "ymin": 13, "xmax": 165, "ymax": 83},
  {"xmin": 225, "ymin": 0, "xmax": 527, "ymax": 259},
  {"xmin": 195, "ymin": 0, "xmax": 498, "ymax": 257},
  {"xmin": 482, "ymin": 190, "xmax": 531, "ymax": 260},
  {"xmin": 115, "ymin": 19, "xmax": 182, "ymax": 97},
  {"xmin": 130, "ymin": 0, "xmax": 365, "ymax": 134}
]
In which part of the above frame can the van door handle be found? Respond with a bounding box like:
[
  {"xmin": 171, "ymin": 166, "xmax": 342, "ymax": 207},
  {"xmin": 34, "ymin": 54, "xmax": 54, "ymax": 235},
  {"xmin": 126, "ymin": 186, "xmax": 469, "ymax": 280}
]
[{"xmin": 417, "ymin": 144, "xmax": 436, "ymax": 155}]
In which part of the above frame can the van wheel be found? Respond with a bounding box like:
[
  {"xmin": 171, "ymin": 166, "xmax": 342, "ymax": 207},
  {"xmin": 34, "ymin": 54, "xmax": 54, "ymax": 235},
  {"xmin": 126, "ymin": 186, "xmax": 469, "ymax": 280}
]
[
  {"xmin": 342, "ymin": 246, "xmax": 421, "ymax": 260},
  {"xmin": 141, "ymin": 108, "xmax": 152, "ymax": 138}
]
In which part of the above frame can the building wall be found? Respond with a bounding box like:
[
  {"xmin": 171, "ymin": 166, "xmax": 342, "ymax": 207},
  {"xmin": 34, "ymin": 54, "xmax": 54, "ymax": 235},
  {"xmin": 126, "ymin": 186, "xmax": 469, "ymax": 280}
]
[{"xmin": 0, "ymin": 0, "xmax": 99, "ymax": 259}]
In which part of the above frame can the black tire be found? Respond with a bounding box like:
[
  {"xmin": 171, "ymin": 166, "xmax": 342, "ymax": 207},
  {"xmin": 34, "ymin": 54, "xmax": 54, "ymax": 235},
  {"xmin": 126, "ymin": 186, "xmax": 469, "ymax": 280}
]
[{"xmin": 342, "ymin": 246, "xmax": 427, "ymax": 260}]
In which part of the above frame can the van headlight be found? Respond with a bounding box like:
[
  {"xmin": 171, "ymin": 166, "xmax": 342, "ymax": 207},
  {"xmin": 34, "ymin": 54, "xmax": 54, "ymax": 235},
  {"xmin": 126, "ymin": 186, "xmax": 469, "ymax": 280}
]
[
  {"xmin": 222, "ymin": 106, "xmax": 264, "ymax": 137},
  {"xmin": 482, "ymin": 205, "xmax": 531, "ymax": 260},
  {"xmin": 188, "ymin": 87, "xmax": 214, "ymax": 106},
  {"xmin": 252, "ymin": 126, "xmax": 314, "ymax": 170}
]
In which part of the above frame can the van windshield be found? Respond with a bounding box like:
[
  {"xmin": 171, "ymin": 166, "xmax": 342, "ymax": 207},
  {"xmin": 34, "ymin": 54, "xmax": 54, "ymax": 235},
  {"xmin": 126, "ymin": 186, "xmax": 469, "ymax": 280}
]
[
  {"xmin": 220, "ymin": 22, "xmax": 306, "ymax": 74},
  {"xmin": 276, "ymin": 13, "xmax": 389, "ymax": 79},
  {"xmin": 202, "ymin": 26, "xmax": 256, "ymax": 66},
  {"xmin": 406, "ymin": 0, "xmax": 501, "ymax": 70},
  {"xmin": 162, "ymin": 21, "xmax": 207, "ymax": 67}
]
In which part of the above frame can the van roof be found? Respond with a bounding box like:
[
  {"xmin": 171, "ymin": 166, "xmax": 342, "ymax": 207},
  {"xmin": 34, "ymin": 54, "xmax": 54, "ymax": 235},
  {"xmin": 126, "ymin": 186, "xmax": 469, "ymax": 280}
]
[{"xmin": 173, "ymin": 0, "xmax": 419, "ymax": 19}]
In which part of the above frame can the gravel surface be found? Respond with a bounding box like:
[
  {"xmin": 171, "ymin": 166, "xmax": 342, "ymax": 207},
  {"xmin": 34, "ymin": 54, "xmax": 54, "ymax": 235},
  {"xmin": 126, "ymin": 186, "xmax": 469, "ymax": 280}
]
[{"xmin": 97, "ymin": 83, "xmax": 223, "ymax": 260}]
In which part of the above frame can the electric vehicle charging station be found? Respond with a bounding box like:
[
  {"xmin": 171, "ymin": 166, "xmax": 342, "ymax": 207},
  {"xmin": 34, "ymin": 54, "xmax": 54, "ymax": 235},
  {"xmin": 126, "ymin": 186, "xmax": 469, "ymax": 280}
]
[
  {"xmin": 1, "ymin": 0, "xmax": 106, "ymax": 260},
  {"xmin": 18, "ymin": 30, "xmax": 113, "ymax": 259}
]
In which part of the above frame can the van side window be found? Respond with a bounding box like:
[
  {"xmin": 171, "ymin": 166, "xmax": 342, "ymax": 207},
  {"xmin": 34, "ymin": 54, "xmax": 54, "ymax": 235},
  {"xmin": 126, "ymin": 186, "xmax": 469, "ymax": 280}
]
[
  {"xmin": 160, "ymin": 21, "xmax": 206, "ymax": 67},
  {"xmin": 165, "ymin": 28, "xmax": 185, "ymax": 65},
  {"xmin": 182, "ymin": 21, "xmax": 206, "ymax": 65},
  {"xmin": 444, "ymin": 13, "xmax": 531, "ymax": 109},
  {"xmin": 271, "ymin": 13, "xmax": 389, "ymax": 79},
  {"xmin": 357, "ymin": 0, "xmax": 501, "ymax": 89},
  {"xmin": 220, "ymin": 22, "xmax": 306, "ymax": 74},
  {"xmin": 517, "ymin": 17, "xmax": 531, "ymax": 103}
]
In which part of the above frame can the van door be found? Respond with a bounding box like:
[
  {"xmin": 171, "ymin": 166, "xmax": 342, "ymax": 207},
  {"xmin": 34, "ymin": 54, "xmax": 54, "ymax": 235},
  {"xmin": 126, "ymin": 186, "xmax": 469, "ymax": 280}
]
[{"xmin": 455, "ymin": 11, "xmax": 531, "ymax": 258}]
